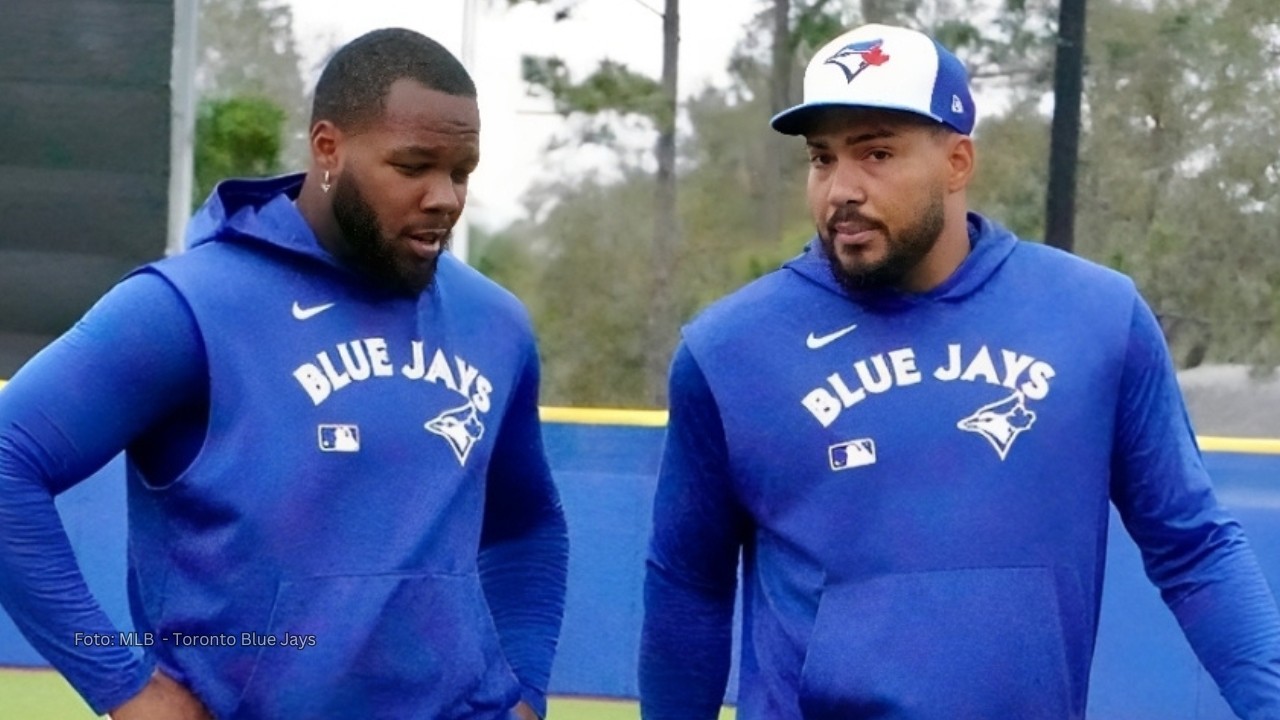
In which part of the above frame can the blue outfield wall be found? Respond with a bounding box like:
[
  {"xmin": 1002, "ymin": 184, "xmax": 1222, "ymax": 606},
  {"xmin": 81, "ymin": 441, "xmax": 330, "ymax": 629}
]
[{"xmin": 3, "ymin": 419, "xmax": 1280, "ymax": 718}]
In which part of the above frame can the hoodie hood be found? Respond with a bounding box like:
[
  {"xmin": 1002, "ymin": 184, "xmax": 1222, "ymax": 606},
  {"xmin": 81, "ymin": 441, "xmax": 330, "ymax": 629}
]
[
  {"xmin": 782, "ymin": 212, "xmax": 1019, "ymax": 311},
  {"xmin": 185, "ymin": 173, "xmax": 343, "ymax": 269}
]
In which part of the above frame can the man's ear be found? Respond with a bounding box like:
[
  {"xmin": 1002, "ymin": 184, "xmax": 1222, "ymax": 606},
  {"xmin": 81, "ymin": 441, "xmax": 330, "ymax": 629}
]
[
  {"xmin": 945, "ymin": 134, "xmax": 976, "ymax": 193},
  {"xmin": 310, "ymin": 120, "xmax": 343, "ymax": 174}
]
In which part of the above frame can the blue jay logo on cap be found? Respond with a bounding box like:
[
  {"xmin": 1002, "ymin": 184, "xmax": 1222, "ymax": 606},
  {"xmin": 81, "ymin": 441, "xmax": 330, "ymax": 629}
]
[{"xmin": 825, "ymin": 39, "xmax": 892, "ymax": 83}]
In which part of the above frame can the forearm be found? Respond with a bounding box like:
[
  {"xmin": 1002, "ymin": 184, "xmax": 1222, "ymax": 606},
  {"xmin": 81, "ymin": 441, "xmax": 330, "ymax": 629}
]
[
  {"xmin": 0, "ymin": 449, "xmax": 155, "ymax": 713},
  {"xmin": 1166, "ymin": 530, "xmax": 1280, "ymax": 718},
  {"xmin": 639, "ymin": 562, "xmax": 736, "ymax": 720},
  {"xmin": 479, "ymin": 503, "xmax": 568, "ymax": 718}
]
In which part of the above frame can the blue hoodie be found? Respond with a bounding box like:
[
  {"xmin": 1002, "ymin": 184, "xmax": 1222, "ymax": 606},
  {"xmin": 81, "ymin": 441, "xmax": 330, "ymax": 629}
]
[
  {"xmin": 0, "ymin": 174, "xmax": 568, "ymax": 718},
  {"xmin": 640, "ymin": 214, "xmax": 1280, "ymax": 719}
]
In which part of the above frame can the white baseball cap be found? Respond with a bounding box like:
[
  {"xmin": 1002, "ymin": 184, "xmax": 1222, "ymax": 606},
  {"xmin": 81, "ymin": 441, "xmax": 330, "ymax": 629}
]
[{"xmin": 771, "ymin": 24, "xmax": 976, "ymax": 136}]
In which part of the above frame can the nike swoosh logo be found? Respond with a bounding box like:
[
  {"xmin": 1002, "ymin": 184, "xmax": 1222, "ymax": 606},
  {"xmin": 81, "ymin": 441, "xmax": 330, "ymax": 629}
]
[
  {"xmin": 806, "ymin": 323, "xmax": 858, "ymax": 349},
  {"xmin": 292, "ymin": 302, "xmax": 335, "ymax": 321}
]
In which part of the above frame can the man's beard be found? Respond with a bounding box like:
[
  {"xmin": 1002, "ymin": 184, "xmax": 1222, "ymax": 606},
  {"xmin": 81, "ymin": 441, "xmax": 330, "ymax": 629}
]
[
  {"xmin": 331, "ymin": 172, "xmax": 448, "ymax": 295},
  {"xmin": 820, "ymin": 189, "xmax": 945, "ymax": 293}
]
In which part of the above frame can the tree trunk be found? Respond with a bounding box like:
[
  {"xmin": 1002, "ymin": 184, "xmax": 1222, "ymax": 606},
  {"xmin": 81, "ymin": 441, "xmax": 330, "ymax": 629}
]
[
  {"xmin": 647, "ymin": 0, "xmax": 680, "ymax": 406},
  {"xmin": 1045, "ymin": 0, "xmax": 1088, "ymax": 252}
]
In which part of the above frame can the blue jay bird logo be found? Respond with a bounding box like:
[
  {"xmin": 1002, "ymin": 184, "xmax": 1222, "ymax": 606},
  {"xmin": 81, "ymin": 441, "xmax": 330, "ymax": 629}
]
[
  {"xmin": 425, "ymin": 402, "xmax": 486, "ymax": 466},
  {"xmin": 825, "ymin": 39, "xmax": 892, "ymax": 83},
  {"xmin": 957, "ymin": 391, "xmax": 1037, "ymax": 461}
]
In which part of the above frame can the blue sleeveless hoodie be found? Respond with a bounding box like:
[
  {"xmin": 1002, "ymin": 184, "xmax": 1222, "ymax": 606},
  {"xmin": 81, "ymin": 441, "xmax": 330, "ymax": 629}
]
[
  {"xmin": 679, "ymin": 215, "xmax": 1165, "ymax": 718},
  {"xmin": 127, "ymin": 175, "xmax": 532, "ymax": 718}
]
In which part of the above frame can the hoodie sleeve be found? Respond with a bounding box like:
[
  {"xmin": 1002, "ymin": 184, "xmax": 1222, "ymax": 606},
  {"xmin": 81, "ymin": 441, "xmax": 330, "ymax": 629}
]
[
  {"xmin": 640, "ymin": 342, "xmax": 749, "ymax": 720},
  {"xmin": 1110, "ymin": 295, "xmax": 1280, "ymax": 717},
  {"xmin": 478, "ymin": 339, "xmax": 568, "ymax": 719},
  {"xmin": 0, "ymin": 271, "xmax": 207, "ymax": 715}
]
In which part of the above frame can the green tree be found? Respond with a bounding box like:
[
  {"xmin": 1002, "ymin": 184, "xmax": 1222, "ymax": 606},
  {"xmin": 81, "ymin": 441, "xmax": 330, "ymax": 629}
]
[
  {"xmin": 197, "ymin": 0, "xmax": 309, "ymax": 167},
  {"xmin": 969, "ymin": 99, "xmax": 1051, "ymax": 240},
  {"xmin": 518, "ymin": 171, "xmax": 661, "ymax": 407},
  {"xmin": 470, "ymin": 224, "xmax": 539, "ymax": 304},
  {"xmin": 193, "ymin": 96, "xmax": 286, "ymax": 205},
  {"xmin": 955, "ymin": 0, "xmax": 1280, "ymax": 369},
  {"xmin": 1074, "ymin": 0, "xmax": 1280, "ymax": 367},
  {"xmin": 508, "ymin": 0, "xmax": 681, "ymax": 406}
]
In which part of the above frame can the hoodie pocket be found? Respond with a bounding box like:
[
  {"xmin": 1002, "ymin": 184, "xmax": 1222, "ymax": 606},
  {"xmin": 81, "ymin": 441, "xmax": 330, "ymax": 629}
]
[
  {"xmin": 230, "ymin": 572, "xmax": 519, "ymax": 720},
  {"xmin": 798, "ymin": 566, "xmax": 1073, "ymax": 720}
]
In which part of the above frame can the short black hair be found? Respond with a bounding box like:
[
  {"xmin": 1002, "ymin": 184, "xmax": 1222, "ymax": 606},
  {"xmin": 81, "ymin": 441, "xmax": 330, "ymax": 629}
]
[{"xmin": 311, "ymin": 28, "xmax": 477, "ymax": 131}]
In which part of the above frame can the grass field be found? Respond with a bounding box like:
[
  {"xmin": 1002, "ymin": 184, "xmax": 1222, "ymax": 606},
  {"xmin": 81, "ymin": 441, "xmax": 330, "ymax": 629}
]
[{"xmin": 0, "ymin": 669, "xmax": 736, "ymax": 719}]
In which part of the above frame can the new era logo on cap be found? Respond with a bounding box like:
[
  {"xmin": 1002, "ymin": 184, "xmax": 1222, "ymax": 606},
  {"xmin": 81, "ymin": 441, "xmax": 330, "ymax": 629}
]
[{"xmin": 771, "ymin": 24, "xmax": 975, "ymax": 136}]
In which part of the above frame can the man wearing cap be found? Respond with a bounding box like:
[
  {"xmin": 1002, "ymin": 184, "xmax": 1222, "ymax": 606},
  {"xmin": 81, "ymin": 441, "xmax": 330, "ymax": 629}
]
[{"xmin": 639, "ymin": 23, "xmax": 1280, "ymax": 720}]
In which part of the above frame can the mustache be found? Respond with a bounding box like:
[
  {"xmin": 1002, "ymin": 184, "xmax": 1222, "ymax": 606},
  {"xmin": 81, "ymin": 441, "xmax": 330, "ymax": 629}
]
[{"xmin": 827, "ymin": 206, "xmax": 886, "ymax": 236}]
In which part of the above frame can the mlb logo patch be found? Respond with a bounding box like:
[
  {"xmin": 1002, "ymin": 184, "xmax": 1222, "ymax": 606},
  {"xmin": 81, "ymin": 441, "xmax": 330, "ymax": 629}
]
[
  {"xmin": 318, "ymin": 424, "xmax": 360, "ymax": 453},
  {"xmin": 829, "ymin": 438, "xmax": 876, "ymax": 471}
]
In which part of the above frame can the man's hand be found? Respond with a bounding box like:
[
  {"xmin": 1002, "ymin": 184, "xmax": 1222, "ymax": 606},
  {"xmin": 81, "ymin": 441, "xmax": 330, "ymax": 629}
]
[
  {"xmin": 513, "ymin": 700, "xmax": 541, "ymax": 720},
  {"xmin": 109, "ymin": 670, "xmax": 212, "ymax": 720}
]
